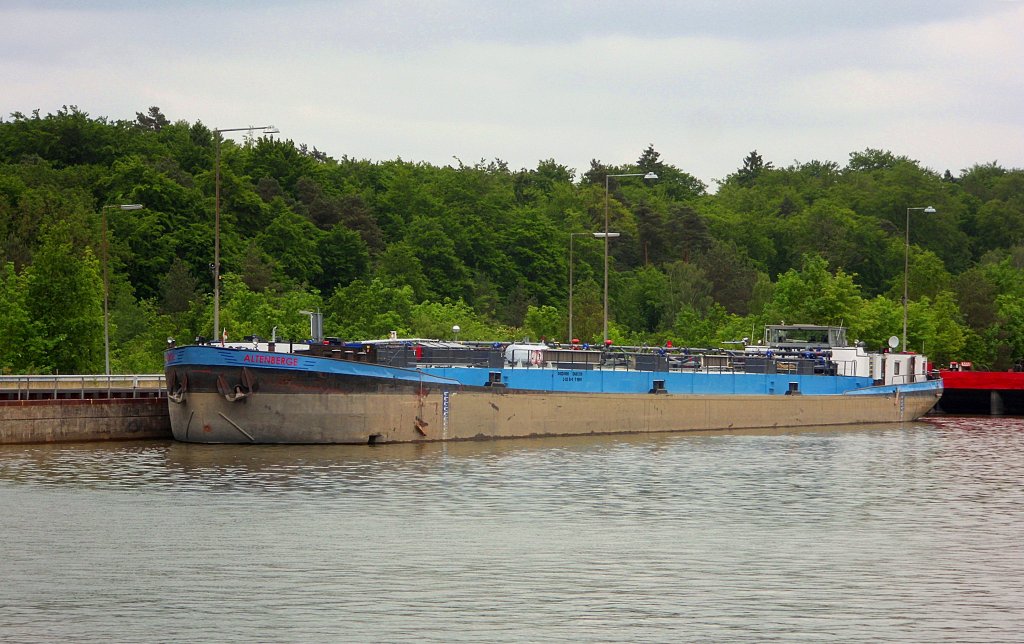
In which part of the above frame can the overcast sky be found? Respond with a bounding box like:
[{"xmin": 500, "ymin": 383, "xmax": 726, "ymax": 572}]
[{"xmin": 2, "ymin": 1, "xmax": 1022, "ymax": 187}]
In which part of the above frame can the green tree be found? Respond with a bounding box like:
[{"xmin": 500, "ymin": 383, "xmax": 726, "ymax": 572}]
[
  {"xmin": 5, "ymin": 107, "xmax": 1024, "ymax": 367},
  {"xmin": 499, "ymin": 208, "xmax": 564, "ymax": 306},
  {"xmin": 974, "ymin": 198, "xmax": 1024, "ymax": 253},
  {"xmin": 661, "ymin": 204, "xmax": 713, "ymax": 263},
  {"xmin": 953, "ymin": 266, "xmax": 999, "ymax": 332},
  {"xmin": 374, "ymin": 241, "xmax": 430, "ymax": 302},
  {"xmin": 763, "ymin": 255, "xmax": 863, "ymax": 326},
  {"xmin": 404, "ymin": 217, "xmax": 470, "ymax": 302},
  {"xmin": 523, "ymin": 305, "xmax": 564, "ymax": 343},
  {"xmin": 237, "ymin": 241, "xmax": 277, "ymax": 292},
  {"xmin": 512, "ymin": 158, "xmax": 575, "ymax": 204},
  {"xmin": 256, "ymin": 200, "xmax": 322, "ymax": 286},
  {"xmin": 325, "ymin": 278, "xmax": 415, "ymax": 340},
  {"xmin": 694, "ymin": 241, "xmax": 760, "ymax": 315},
  {"xmin": 375, "ymin": 161, "xmax": 442, "ymax": 238},
  {"xmin": 893, "ymin": 249, "xmax": 953, "ymax": 303},
  {"xmin": 568, "ymin": 279, "xmax": 602, "ymax": 344},
  {"xmin": 849, "ymin": 296, "xmax": 902, "ymax": 352},
  {"xmin": 785, "ymin": 200, "xmax": 895, "ymax": 295},
  {"xmin": 111, "ymin": 298, "xmax": 176, "ymax": 373},
  {"xmin": 219, "ymin": 274, "xmax": 323, "ymax": 341},
  {"xmin": 636, "ymin": 144, "xmax": 706, "ymax": 200},
  {"xmin": 0, "ymin": 262, "xmax": 40, "ymax": 372},
  {"xmin": 660, "ymin": 261, "xmax": 715, "ymax": 329},
  {"xmin": 729, "ymin": 149, "xmax": 774, "ymax": 187},
  {"xmin": 671, "ymin": 303, "xmax": 734, "ymax": 347},
  {"xmin": 313, "ymin": 224, "xmax": 369, "ymax": 294},
  {"xmin": 616, "ymin": 265, "xmax": 670, "ymax": 333},
  {"xmin": 24, "ymin": 221, "xmax": 104, "ymax": 373},
  {"xmin": 988, "ymin": 293, "xmax": 1024, "ymax": 369},
  {"xmin": 244, "ymin": 135, "xmax": 317, "ymax": 194},
  {"xmin": 135, "ymin": 106, "xmax": 169, "ymax": 131},
  {"xmin": 408, "ymin": 299, "xmax": 500, "ymax": 341},
  {"xmin": 909, "ymin": 291, "xmax": 968, "ymax": 363}
]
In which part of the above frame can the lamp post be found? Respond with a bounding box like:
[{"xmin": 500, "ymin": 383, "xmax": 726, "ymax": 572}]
[
  {"xmin": 213, "ymin": 125, "xmax": 279, "ymax": 342},
  {"xmin": 902, "ymin": 205, "xmax": 937, "ymax": 351},
  {"xmin": 603, "ymin": 171, "xmax": 657, "ymax": 342},
  {"xmin": 569, "ymin": 231, "xmax": 610, "ymax": 342},
  {"xmin": 101, "ymin": 203, "xmax": 144, "ymax": 375}
]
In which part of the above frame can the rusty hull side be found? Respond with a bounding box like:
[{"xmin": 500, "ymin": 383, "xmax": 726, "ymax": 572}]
[{"xmin": 169, "ymin": 386, "xmax": 940, "ymax": 445}]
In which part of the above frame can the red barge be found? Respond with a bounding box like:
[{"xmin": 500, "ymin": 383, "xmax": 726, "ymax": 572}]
[{"xmin": 937, "ymin": 362, "xmax": 1024, "ymax": 415}]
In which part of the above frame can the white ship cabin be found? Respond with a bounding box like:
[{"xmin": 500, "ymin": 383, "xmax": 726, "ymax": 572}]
[
  {"xmin": 505, "ymin": 343, "xmax": 549, "ymax": 366},
  {"xmin": 504, "ymin": 343, "xmax": 604, "ymax": 369},
  {"xmin": 751, "ymin": 324, "xmax": 930, "ymax": 385}
]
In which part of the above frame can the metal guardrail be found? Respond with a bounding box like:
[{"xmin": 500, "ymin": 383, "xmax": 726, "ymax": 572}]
[{"xmin": 0, "ymin": 374, "xmax": 166, "ymax": 401}]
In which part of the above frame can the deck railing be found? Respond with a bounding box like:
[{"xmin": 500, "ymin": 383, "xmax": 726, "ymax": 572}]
[{"xmin": 0, "ymin": 374, "xmax": 166, "ymax": 401}]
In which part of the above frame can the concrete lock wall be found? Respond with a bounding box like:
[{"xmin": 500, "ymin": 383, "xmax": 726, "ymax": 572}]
[{"xmin": 0, "ymin": 398, "xmax": 172, "ymax": 444}]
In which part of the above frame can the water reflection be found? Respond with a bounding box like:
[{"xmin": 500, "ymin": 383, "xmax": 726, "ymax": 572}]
[
  {"xmin": 1, "ymin": 418, "xmax": 1022, "ymax": 642},
  {"xmin": 0, "ymin": 422, "xmax": 909, "ymax": 492}
]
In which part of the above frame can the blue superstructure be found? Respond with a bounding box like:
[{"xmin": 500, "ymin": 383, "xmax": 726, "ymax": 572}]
[
  {"xmin": 165, "ymin": 345, "xmax": 895, "ymax": 396},
  {"xmin": 418, "ymin": 365, "xmax": 875, "ymax": 395},
  {"xmin": 164, "ymin": 345, "xmax": 456, "ymax": 386}
]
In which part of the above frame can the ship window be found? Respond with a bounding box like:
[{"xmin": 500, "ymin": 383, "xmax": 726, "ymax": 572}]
[{"xmin": 894, "ymin": 361, "xmax": 901, "ymax": 375}]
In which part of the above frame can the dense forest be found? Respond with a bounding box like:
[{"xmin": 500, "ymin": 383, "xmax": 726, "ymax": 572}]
[{"xmin": 2, "ymin": 105, "xmax": 1023, "ymax": 374}]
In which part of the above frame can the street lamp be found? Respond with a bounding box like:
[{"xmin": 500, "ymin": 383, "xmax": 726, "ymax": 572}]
[
  {"xmin": 101, "ymin": 203, "xmax": 144, "ymax": 375},
  {"xmin": 902, "ymin": 205, "xmax": 937, "ymax": 351},
  {"xmin": 568, "ymin": 231, "xmax": 612, "ymax": 342},
  {"xmin": 213, "ymin": 125, "xmax": 279, "ymax": 342},
  {"xmin": 603, "ymin": 171, "xmax": 657, "ymax": 342}
]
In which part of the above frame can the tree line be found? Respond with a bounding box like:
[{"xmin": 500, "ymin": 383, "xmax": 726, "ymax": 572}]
[{"xmin": 2, "ymin": 105, "xmax": 1023, "ymax": 374}]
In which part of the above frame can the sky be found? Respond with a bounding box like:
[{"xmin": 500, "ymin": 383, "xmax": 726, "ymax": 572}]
[{"xmin": 2, "ymin": 0, "xmax": 1022, "ymax": 187}]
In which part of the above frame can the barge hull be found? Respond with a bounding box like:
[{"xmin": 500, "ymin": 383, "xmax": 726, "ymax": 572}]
[{"xmin": 168, "ymin": 384, "xmax": 941, "ymax": 445}]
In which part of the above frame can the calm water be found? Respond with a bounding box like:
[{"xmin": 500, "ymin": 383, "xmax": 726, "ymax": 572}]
[{"xmin": 1, "ymin": 417, "xmax": 1023, "ymax": 643}]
